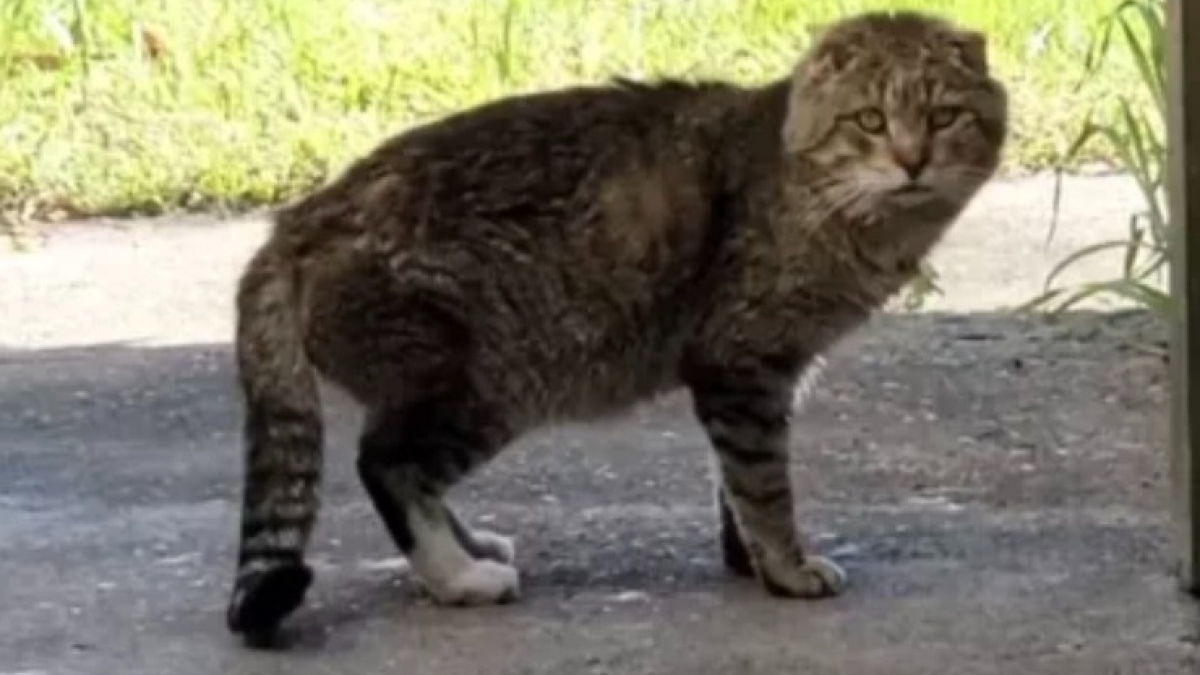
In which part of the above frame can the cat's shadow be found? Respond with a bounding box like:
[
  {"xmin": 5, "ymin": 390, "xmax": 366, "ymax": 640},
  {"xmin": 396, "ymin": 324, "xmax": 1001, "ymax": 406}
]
[
  {"xmin": 235, "ymin": 564, "xmax": 725, "ymax": 652},
  {"xmin": 235, "ymin": 548, "xmax": 867, "ymax": 652},
  {"xmin": 236, "ymin": 576, "xmax": 423, "ymax": 653}
]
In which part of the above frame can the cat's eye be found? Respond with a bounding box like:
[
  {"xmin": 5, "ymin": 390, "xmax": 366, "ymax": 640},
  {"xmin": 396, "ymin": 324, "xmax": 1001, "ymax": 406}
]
[
  {"xmin": 853, "ymin": 108, "xmax": 887, "ymax": 134},
  {"xmin": 929, "ymin": 106, "xmax": 964, "ymax": 131}
]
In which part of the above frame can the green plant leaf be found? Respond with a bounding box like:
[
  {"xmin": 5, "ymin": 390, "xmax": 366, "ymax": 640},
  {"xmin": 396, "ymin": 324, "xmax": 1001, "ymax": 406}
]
[
  {"xmin": 1033, "ymin": 0, "xmax": 1171, "ymax": 319},
  {"xmin": 1042, "ymin": 239, "xmax": 1149, "ymax": 291}
]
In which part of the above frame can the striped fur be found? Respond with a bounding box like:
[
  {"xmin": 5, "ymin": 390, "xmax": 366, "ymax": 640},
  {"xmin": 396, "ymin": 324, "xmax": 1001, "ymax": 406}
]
[{"xmin": 225, "ymin": 9, "xmax": 1007, "ymax": 641}]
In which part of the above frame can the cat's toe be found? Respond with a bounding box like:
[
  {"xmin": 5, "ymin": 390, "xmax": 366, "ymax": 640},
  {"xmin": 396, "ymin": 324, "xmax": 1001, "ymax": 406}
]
[
  {"xmin": 472, "ymin": 530, "xmax": 517, "ymax": 564},
  {"xmin": 419, "ymin": 560, "xmax": 521, "ymax": 606},
  {"xmin": 759, "ymin": 554, "xmax": 847, "ymax": 599}
]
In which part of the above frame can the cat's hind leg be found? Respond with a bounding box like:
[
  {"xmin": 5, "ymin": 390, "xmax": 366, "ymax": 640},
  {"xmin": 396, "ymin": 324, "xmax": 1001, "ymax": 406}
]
[{"xmin": 356, "ymin": 397, "xmax": 520, "ymax": 606}]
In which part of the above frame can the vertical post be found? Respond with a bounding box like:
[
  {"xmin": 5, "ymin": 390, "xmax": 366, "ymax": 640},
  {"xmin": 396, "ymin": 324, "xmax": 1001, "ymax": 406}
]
[{"xmin": 1168, "ymin": 0, "xmax": 1200, "ymax": 595}]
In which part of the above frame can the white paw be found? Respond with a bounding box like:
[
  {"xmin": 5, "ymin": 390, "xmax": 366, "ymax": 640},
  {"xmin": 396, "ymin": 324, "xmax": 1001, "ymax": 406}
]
[
  {"xmin": 800, "ymin": 555, "xmax": 848, "ymax": 595},
  {"xmin": 472, "ymin": 529, "xmax": 516, "ymax": 564},
  {"xmin": 421, "ymin": 560, "xmax": 521, "ymax": 606},
  {"xmin": 760, "ymin": 554, "xmax": 847, "ymax": 599}
]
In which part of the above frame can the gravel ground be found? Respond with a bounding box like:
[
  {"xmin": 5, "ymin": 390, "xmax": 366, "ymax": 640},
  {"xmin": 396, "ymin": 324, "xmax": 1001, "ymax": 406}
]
[{"xmin": 1, "ymin": 174, "xmax": 1195, "ymax": 675}]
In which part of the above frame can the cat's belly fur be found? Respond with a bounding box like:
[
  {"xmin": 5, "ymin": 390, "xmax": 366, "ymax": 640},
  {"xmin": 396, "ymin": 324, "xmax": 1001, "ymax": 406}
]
[
  {"xmin": 472, "ymin": 299, "xmax": 694, "ymax": 428},
  {"xmin": 467, "ymin": 271, "xmax": 698, "ymax": 428}
]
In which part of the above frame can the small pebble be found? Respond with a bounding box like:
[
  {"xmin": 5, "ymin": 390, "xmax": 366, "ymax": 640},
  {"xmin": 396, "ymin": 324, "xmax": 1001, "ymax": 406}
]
[{"xmin": 609, "ymin": 590, "xmax": 650, "ymax": 604}]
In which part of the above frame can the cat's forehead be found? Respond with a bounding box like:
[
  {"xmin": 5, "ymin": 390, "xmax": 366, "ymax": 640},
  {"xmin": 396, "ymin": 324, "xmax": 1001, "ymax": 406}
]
[
  {"xmin": 824, "ymin": 31, "xmax": 958, "ymax": 69},
  {"xmin": 808, "ymin": 30, "xmax": 981, "ymax": 99},
  {"xmin": 807, "ymin": 11, "xmax": 976, "ymax": 75},
  {"xmin": 817, "ymin": 11, "xmax": 958, "ymax": 49}
]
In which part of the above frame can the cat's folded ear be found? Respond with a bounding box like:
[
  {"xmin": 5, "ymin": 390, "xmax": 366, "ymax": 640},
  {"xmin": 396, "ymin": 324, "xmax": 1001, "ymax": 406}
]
[
  {"xmin": 795, "ymin": 19, "xmax": 861, "ymax": 83},
  {"xmin": 781, "ymin": 89, "xmax": 829, "ymax": 155},
  {"xmin": 796, "ymin": 42, "xmax": 857, "ymax": 83},
  {"xmin": 949, "ymin": 29, "xmax": 989, "ymax": 74}
]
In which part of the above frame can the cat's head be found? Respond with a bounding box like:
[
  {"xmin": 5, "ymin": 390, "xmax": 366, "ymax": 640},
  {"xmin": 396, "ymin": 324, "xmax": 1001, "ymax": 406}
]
[{"xmin": 781, "ymin": 10, "xmax": 1008, "ymax": 220}]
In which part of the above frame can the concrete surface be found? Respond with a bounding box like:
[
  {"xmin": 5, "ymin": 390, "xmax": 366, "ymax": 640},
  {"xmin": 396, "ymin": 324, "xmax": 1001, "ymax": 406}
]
[{"xmin": 1, "ymin": 175, "xmax": 1198, "ymax": 674}]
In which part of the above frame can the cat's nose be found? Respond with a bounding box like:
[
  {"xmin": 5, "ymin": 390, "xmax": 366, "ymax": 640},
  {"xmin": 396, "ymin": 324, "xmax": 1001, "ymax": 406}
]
[{"xmin": 891, "ymin": 146, "xmax": 929, "ymax": 180}]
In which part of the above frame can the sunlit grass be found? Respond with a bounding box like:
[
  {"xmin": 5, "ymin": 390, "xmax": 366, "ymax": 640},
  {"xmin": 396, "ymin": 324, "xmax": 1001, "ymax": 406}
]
[
  {"xmin": 0, "ymin": 0, "xmax": 1134, "ymax": 217},
  {"xmin": 1023, "ymin": 0, "xmax": 1169, "ymax": 323}
]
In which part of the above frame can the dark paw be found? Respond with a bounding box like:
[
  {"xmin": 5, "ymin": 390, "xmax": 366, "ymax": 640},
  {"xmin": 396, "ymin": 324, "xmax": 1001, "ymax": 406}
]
[{"xmin": 226, "ymin": 561, "xmax": 313, "ymax": 643}]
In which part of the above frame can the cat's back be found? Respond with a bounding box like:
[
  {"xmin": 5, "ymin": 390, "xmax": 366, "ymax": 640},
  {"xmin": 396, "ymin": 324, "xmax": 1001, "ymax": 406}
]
[
  {"xmin": 309, "ymin": 80, "xmax": 736, "ymax": 415},
  {"xmin": 387, "ymin": 79, "xmax": 724, "ymax": 234},
  {"xmin": 404, "ymin": 78, "xmax": 712, "ymax": 166},
  {"xmin": 275, "ymin": 78, "xmax": 729, "ymax": 259}
]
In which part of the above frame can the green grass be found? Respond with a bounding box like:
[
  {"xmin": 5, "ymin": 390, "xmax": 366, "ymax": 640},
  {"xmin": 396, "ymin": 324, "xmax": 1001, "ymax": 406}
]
[
  {"xmin": 1022, "ymin": 0, "xmax": 1170, "ymax": 323},
  {"xmin": 0, "ymin": 0, "xmax": 1137, "ymax": 218}
]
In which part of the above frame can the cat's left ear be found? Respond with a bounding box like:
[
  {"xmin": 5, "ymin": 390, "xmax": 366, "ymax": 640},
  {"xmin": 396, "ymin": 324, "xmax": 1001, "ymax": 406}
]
[
  {"xmin": 796, "ymin": 21, "xmax": 859, "ymax": 83},
  {"xmin": 949, "ymin": 29, "xmax": 989, "ymax": 74}
]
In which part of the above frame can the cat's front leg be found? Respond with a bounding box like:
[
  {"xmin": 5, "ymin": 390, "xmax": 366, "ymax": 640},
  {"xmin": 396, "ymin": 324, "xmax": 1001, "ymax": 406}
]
[{"xmin": 685, "ymin": 358, "xmax": 846, "ymax": 599}]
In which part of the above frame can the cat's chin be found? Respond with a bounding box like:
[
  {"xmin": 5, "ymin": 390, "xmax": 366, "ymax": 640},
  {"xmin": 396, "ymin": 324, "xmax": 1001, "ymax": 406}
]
[
  {"xmin": 877, "ymin": 190, "xmax": 964, "ymax": 224},
  {"xmin": 876, "ymin": 186, "xmax": 937, "ymax": 210},
  {"xmin": 886, "ymin": 186, "xmax": 933, "ymax": 202}
]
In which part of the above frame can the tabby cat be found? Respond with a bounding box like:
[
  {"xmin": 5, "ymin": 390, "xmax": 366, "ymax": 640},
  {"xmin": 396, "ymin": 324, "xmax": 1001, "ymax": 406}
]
[{"xmin": 225, "ymin": 9, "xmax": 1008, "ymax": 640}]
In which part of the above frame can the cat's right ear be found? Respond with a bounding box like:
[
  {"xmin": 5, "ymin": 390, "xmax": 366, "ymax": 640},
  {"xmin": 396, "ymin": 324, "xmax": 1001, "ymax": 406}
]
[
  {"xmin": 781, "ymin": 85, "xmax": 829, "ymax": 155},
  {"xmin": 785, "ymin": 33, "xmax": 856, "ymax": 153}
]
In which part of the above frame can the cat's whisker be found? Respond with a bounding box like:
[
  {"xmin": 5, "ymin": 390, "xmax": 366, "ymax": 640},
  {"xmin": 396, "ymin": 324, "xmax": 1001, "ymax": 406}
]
[
  {"xmin": 806, "ymin": 183, "xmax": 867, "ymax": 225},
  {"xmin": 940, "ymin": 166, "xmax": 996, "ymax": 182},
  {"xmin": 796, "ymin": 177, "xmax": 852, "ymax": 206},
  {"xmin": 841, "ymin": 183, "xmax": 881, "ymax": 219},
  {"xmin": 937, "ymin": 172, "xmax": 994, "ymax": 200}
]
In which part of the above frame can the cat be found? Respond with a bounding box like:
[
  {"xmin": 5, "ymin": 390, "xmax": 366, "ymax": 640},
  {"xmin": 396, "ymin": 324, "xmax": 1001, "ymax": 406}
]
[{"xmin": 224, "ymin": 8, "xmax": 1008, "ymax": 641}]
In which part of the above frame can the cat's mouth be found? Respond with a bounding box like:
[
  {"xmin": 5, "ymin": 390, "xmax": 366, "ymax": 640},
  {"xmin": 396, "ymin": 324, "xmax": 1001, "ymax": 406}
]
[{"xmin": 890, "ymin": 182, "xmax": 931, "ymax": 195}]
